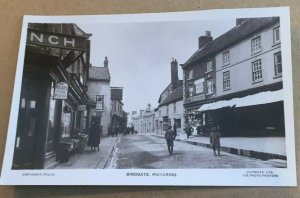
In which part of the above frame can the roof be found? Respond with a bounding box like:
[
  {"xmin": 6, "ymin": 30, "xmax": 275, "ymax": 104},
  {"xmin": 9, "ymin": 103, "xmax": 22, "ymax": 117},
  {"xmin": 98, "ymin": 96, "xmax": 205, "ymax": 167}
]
[
  {"xmin": 183, "ymin": 17, "xmax": 279, "ymax": 67},
  {"xmin": 89, "ymin": 66, "xmax": 111, "ymax": 81},
  {"xmin": 159, "ymin": 82, "xmax": 183, "ymax": 106}
]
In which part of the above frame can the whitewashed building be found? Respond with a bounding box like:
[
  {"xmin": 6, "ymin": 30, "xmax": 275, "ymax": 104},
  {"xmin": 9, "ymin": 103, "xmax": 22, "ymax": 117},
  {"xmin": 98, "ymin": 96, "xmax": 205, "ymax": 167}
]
[
  {"xmin": 182, "ymin": 17, "xmax": 284, "ymax": 137},
  {"xmin": 154, "ymin": 58, "xmax": 184, "ymax": 135},
  {"xmin": 87, "ymin": 57, "xmax": 111, "ymax": 136}
]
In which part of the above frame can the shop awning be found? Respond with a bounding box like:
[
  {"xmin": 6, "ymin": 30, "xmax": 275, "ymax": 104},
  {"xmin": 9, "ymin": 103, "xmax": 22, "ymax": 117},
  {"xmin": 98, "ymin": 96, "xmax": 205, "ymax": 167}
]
[{"xmin": 198, "ymin": 90, "xmax": 283, "ymax": 111}]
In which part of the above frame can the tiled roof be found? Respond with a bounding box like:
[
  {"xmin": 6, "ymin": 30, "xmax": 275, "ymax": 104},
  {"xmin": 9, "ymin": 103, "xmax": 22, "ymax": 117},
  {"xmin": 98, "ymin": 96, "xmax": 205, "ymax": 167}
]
[
  {"xmin": 159, "ymin": 81, "xmax": 183, "ymax": 106},
  {"xmin": 183, "ymin": 17, "xmax": 279, "ymax": 66},
  {"xmin": 89, "ymin": 66, "xmax": 111, "ymax": 81}
]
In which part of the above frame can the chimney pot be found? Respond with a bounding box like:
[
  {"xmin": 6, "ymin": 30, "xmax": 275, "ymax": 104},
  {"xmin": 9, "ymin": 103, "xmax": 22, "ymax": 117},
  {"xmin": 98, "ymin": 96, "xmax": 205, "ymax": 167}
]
[{"xmin": 104, "ymin": 57, "xmax": 108, "ymax": 67}]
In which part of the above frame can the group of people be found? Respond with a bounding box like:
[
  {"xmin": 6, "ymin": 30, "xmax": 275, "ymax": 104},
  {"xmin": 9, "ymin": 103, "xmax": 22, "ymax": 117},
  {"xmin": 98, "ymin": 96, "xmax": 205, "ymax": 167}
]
[{"xmin": 164, "ymin": 124, "xmax": 221, "ymax": 157}]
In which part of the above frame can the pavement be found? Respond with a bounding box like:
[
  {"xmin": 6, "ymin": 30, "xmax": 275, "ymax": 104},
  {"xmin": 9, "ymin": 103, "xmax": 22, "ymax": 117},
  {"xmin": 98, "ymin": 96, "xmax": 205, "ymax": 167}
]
[
  {"xmin": 151, "ymin": 133, "xmax": 287, "ymax": 161},
  {"xmin": 53, "ymin": 136, "xmax": 118, "ymax": 169}
]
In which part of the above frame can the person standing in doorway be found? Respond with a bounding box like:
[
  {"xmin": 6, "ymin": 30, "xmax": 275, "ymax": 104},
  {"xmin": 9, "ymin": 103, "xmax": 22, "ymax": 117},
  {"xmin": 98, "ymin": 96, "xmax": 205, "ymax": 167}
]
[{"xmin": 210, "ymin": 126, "xmax": 221, "ymax": 157}]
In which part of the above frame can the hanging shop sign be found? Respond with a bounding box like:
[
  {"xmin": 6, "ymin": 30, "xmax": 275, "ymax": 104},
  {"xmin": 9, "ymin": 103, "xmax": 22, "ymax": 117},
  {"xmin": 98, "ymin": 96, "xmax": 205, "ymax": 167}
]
[
  {"xmin": 27, "ymin": 28, "xmax": 88, "ymax": 51},
  {"xmin": 77, "ymin": 105, "xmax": 86, "ymax": 111},
  {"xmin": 95, "ymin": 95, "xmax": 104, "ymax": 111},
  {"xmin": 54, "ymin": 82, "xmax": 68, "ymax": 99}
]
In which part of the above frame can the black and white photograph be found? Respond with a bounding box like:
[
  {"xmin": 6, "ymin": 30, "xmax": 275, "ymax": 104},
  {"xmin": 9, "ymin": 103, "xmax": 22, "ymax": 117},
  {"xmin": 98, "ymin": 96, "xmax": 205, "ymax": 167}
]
[{"xmin": 0, "ymin": 7, "xmax": 296, "ymax": 186}]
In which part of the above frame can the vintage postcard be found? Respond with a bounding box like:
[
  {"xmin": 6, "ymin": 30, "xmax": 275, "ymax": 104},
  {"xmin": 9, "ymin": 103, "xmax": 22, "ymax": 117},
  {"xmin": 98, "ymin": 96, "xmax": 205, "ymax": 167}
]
[{"xmin": 0, "ymin": 7, "xmax": 297, "ymax": 186}]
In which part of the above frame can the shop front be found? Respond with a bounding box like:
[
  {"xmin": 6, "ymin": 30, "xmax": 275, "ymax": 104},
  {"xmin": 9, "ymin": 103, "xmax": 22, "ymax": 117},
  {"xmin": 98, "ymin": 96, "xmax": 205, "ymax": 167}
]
[{"xmin": 12, "ymin": 24, "xmax": 91, "ymax": 169}]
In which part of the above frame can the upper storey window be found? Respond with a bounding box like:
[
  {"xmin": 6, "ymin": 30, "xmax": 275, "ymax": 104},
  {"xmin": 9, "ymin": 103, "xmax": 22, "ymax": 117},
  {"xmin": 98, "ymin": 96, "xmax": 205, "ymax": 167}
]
[{"xmin": 251, "ymin": 36, "xmax": 262, "ymax": 53}]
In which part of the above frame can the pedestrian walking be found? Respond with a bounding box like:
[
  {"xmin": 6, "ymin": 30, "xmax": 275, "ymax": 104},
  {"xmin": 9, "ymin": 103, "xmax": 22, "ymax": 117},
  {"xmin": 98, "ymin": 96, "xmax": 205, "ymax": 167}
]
[
  {"xmin": 87, "ymin": 118, "xmax": 101, "ymax": 151},
  {"xmin": 165, "ymin": 125, "xmax": 176, "ymax": 155},
  {"xmin": 209, "ymin": 126, "xmax": 221, "ymax": 157}
]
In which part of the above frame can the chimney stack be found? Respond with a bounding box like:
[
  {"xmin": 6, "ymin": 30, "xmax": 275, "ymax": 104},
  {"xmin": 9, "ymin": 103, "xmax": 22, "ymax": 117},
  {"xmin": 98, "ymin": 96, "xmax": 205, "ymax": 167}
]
[
  {"xmin": 198, "ymin": 31, "xmax": 212, "ymax": 49},
  {"xmin": 171, "ymin": 58, "xmax": 179, "ymax": 90},
  {"xmin": 104, "ymin": 57, "xmax": 108, "ymax": 67}
]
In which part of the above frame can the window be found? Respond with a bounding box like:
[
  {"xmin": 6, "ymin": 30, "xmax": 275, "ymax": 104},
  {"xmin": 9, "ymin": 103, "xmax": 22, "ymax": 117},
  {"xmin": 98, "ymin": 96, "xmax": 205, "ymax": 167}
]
[
  {"xmin": 223, "ymin": 71, "xmax": 230, "ymax": 90},
  {"xmin": 274, "ymin": 52, "xmax": 282, "ymax": 76},
  {"xmin": 174, "ymin": 119, "xmax": 181, "ymax": 129},
  {"xmin": 187, "ymin": 69, "xmax": 193, "ymax": 80},
  {"xmin": 195, "ymin": 78, "xmax": 204, "ymax": 94},
  {"xmin": 206, "ymin": 78, "xmax": 213, "ymax": 95},
  {"xmin": 206, "ymin": 61, "xmax": 213, "ymax": 72},
  {"xmin": 222, "ymin": 51, "xmax": 230, "ymax": 65},
  {"xmin": 173, "ymin": 102, "xmax": 176, "ymax": 113},
  {"xmin": 251, "ymin": 36, "xmax": 262, "ymax": 53},
  {"xmin": 252, "ymin": 60, "xmax": 263, "ymax": 82},
  {"xmin": 96, "ymin": 95, "xmax": 104, "ymax": 110},
  {"xmin": 273, "ymin": 27, "xmax": 280, "ymax": 44},
  {"xmin": 188, "ymin": 85, "xmax": 194, "ymax": 97}
]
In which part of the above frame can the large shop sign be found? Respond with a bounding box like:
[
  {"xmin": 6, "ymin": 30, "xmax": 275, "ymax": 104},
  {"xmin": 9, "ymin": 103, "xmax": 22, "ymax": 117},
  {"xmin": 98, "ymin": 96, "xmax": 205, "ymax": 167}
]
[
  {"xmin": 27, "ymin": 28, "xmax": 88, "ymax": 51},
  {"xmin": 54, "ymin": 82, "xmax": 68, "ymax": 100},
  {"xmin": 95, "ymin": 95, "xmax": 104, "ymax": 111}
]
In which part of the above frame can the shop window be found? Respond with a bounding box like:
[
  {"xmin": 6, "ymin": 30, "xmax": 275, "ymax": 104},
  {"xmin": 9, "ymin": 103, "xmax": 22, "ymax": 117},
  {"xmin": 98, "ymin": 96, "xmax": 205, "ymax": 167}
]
[
  {"xmin": 222, "ymin": 51, "xmax": 230, "ymax": 65},
  {"xmin": 251, "ymin": 36, "xmax": 262, "ymax": 53},
  {"xmin": 223, "ymin": 71, "xmax": 231, "ymax": 90},
  {"xmin": 252, "ymin": 59, "xmax": 263, "ymax": 82},
  {"xmin": 60, "ymin": 100, "xmax": 73, "ymax": 138},
  {"xmin": 46, "ymin": 83, "xmax": 57, "ymax": 152},
  {"xmin": 273, "ymin": 27, "xmax": 280, "ymax": 44},
  {"xmin": 274, "ymin": 52, "xmax": 282, "ymax": 76}
]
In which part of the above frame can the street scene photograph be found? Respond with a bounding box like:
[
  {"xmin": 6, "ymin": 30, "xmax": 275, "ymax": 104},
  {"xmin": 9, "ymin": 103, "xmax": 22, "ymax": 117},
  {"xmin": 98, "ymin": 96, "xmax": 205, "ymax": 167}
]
[{"xmin": 10, "ymin": 16, "xmax": 287, "ymax": 170}]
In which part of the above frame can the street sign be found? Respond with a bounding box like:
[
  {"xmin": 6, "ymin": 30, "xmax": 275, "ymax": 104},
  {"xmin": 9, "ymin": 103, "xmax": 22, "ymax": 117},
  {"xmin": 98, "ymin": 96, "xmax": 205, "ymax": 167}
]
[
  {"xmin": 54, "ymin": 82, "xmax": 68, "ymax": 99},
  {"xmin": 95, "ymin": 95, "xmax": 104, "ymax": 111}
]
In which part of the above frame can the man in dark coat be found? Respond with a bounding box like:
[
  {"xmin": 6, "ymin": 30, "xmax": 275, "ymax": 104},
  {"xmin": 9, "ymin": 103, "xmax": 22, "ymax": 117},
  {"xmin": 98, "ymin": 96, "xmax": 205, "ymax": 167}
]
[{"xmin": 165, "ymin": 125, "xmax": 176, "ymax": 155}]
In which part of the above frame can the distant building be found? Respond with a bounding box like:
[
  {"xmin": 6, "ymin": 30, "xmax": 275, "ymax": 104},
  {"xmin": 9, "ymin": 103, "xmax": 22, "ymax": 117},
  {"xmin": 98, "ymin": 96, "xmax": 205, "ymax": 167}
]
[
  {"xmin": 182, "ymin": 17, "xmax": 284, "ymax": 137},
  {"xmin": 154, "ymin": 58, "xmax": 184, "ymax": 135},
  {"xmin": 110, "ymin": 87, "xmax": 127, "ymax": 135},
  {"xmin": 131, "ymin": 105, "xmax": 155, "ymax": 134},
  {"xmin": 87, "ymin": 57, "xmax": 111, "ymax": 136}
]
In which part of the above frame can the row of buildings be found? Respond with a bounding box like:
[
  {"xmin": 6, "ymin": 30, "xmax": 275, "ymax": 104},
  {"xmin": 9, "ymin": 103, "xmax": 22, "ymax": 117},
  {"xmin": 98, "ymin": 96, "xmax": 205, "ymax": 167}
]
[
  {"xmin": 132, "ymin": 17, "xmax": 284, "ymax": 138},
  {"xmin": 12, "ymin": 24, "xmax": 127, "ymax": 169}
]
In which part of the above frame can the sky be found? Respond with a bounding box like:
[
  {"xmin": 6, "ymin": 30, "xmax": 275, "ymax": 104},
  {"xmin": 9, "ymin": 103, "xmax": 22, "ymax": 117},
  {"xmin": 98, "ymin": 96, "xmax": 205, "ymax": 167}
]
[{"xmin": 79, "ymin": 19, "xmax": 236, "ymax": 114}]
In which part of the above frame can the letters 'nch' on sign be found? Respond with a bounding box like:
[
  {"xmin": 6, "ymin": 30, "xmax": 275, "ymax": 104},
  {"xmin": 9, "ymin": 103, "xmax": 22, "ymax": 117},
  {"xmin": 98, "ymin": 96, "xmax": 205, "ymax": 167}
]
[{"xmin": 26, "ymin": 29, "xmax": 88, "ymax": 51}]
